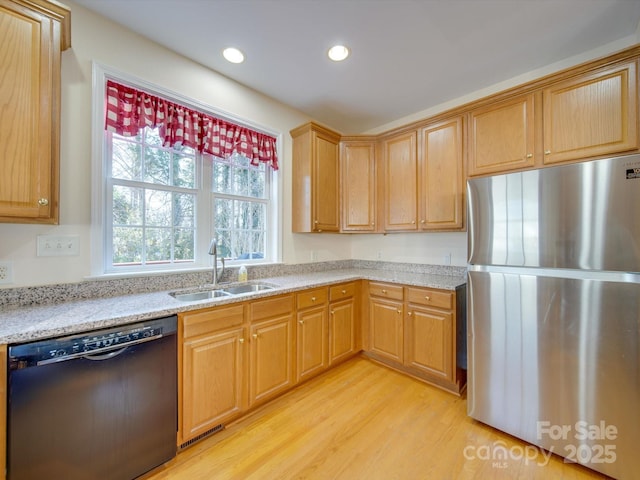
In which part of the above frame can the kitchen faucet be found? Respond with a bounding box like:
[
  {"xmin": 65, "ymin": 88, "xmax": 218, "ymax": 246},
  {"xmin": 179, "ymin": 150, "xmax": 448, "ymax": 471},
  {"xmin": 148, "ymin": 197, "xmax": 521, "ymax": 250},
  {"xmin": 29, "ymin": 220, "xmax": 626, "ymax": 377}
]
[{"xmin": 208, "ymin": 238, "xmax": 226, "ymax": 285}]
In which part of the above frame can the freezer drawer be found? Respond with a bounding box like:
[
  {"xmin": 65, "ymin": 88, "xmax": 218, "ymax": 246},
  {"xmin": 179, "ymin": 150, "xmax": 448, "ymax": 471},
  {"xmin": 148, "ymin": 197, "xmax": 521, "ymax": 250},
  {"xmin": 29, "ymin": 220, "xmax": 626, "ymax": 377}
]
[{"xmin": 467, "ymin": 270, "xmax": 640, "ymax": 479}]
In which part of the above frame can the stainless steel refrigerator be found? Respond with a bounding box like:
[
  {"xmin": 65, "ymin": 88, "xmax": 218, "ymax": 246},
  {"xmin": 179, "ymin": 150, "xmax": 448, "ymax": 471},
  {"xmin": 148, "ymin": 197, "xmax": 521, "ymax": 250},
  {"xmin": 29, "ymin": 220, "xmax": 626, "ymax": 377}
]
[{"xmin": 466, "ymin": 154, "xmax": 640, "ymax": 479}]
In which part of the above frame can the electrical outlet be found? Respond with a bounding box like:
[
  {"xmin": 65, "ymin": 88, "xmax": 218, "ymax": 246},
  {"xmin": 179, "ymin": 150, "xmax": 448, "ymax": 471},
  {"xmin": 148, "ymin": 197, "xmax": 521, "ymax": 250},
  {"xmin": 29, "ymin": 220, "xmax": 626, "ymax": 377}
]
[
  {"xmin": 37, "ymin": 235, "xmax": 80, "ymax": 257},
  {"xmin": 0, "ymin": 261, "xmax": 13, "ymax": 284},
  {"xmin": 310, "ymin": 251, "xmax": 318, "ymax": 262},
  {"xmin": 443, "ymin": 253, "xmax": 452, "ymax": 265}
]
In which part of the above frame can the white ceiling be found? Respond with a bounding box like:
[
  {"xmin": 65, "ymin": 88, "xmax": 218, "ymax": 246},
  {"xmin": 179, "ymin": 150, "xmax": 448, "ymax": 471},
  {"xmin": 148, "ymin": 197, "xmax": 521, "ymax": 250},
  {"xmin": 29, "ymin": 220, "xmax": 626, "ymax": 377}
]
[{"xmin": 72, "ymin": 0, "xmax": 640, "ymax": 134}]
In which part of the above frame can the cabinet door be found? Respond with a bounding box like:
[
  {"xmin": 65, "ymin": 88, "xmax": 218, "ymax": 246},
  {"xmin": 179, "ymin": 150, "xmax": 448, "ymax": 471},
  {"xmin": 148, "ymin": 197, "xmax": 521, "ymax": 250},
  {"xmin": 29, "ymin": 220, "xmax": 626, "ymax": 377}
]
[
  {"xmin": 341, "ymin": 140, "xmax": 377, "ymax": 232},
  {"xmin": 468, "ymin": 93, "xmax": 538, "ymax": 176},
  {"xmin": 369, "ymin": 298, "xmax": 403, "ymax": 362},
  {"xmin": 405, "ymin": 306, "xmax": 452, "ymax": 381},
  {"xmin": 296, "ymin": 307, "xmax": 328, "ymax": 382},
  {"xmin": 0, "ymin": 2, "xmax": 66, "ymax": 223},
  {"xmin": 382, "ymin": 131, "xmax": 418, "ymax": 231},
  {"xmin": 329, "ymin": 298, "xmax": 356, "ymax": 365},
  {"xmin": 419, "ymin": 117, "xmax": 464, "ymax": 230},
  {"xmin": 249, "ymin": 314, "xmax": 294, "ymax": 406},
  {"xmin": 543, "ymin": 61, "xmax": 638, "ymax": 165},
  {"xmin": 313, "ymin": 131, "xmax": 340, "ymax": 232},
  {"xmin": 182, "ymin": 327, "xmax": 245, "ymax": 441}
]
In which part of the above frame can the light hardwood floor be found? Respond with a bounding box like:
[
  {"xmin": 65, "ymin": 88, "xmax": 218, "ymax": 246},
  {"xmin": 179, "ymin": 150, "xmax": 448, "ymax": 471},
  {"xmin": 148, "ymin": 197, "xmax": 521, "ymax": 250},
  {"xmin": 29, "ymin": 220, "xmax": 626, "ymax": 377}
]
[{"xmin": 143, "ymin": 356, "xmax": 609, "ymax": 480}]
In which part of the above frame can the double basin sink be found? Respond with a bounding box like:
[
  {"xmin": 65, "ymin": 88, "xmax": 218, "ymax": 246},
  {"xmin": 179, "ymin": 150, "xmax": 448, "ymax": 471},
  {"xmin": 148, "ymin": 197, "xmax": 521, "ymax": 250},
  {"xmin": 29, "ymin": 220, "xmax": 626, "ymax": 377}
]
[{"xmin": 170, "ymin": 282, "xmax": 276, "ymax": 302}]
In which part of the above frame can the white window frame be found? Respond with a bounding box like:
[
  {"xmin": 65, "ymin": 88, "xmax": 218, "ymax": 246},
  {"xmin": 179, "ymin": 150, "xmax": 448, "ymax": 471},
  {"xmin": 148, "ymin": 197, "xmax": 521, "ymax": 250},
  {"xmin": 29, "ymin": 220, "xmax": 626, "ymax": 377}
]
[{"xmin": 90, "ymin": 63, "xmax": 282, "ymax": 277}]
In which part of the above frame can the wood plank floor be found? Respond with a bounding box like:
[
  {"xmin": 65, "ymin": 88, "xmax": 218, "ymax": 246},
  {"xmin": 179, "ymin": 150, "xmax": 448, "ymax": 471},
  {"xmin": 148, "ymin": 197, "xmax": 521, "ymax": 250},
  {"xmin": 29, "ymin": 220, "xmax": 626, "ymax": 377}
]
[{"xmin": 143, "ymin": 356, "xmax": 609, "ymax": 480}]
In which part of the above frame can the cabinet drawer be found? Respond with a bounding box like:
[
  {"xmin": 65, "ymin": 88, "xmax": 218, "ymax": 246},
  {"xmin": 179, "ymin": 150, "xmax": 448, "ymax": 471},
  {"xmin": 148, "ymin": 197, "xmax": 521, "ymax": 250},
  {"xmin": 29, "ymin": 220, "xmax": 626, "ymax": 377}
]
[
  {"xmin": 406, "ymin": 287, "xmax": 453, "ymax": 310},
  {"xmin": 250, "ymin": 294, "xmax": 294, "ymax": 321},
  {"xmin": 297, "ymin": 288, "xmax": 328, "ymax": 309},
  {"xmin": 181, "ymin": 304, "xmax": 245, "ymax": 339},
  {"xmin": 329, "ymin": 282, "xmax": 356, "ymax": 301},
  {"xmin": 369, "ymin": 282, "xmax": 403, "ymax": 301}
]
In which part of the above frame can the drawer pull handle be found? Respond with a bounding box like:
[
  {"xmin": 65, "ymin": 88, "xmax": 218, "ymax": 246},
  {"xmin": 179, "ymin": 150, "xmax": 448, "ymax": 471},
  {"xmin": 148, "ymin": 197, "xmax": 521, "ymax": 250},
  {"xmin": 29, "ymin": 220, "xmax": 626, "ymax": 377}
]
[
  {"xmin": 526, "ymin": 153, "xmax": 533, "ymax": 159},
  {"xmin": 38, "ymin": 198, "xmax": 49, "ymax": 206}
]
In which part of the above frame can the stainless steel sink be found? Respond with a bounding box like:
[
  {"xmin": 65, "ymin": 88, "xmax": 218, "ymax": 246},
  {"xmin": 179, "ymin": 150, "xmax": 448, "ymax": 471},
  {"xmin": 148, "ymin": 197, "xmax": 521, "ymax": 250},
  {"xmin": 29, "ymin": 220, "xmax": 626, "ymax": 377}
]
[
  {"xmin": 221, "ymin": 283, "xmax": 275, "ymax": 295},
  {"xmin": 170, "ymin": 283, "xmax": 276, "ymax": 301},
  {"xmin": 170, "ymin": 289, "xmax": 232, "ymax": 302}
]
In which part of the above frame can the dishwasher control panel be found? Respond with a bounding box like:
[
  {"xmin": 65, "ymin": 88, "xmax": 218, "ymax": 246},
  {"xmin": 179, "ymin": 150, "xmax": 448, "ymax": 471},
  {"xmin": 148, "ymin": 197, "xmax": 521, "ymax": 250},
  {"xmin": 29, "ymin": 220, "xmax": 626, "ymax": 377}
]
[{"xmin": 8, "ymin": 315, "xmax": 177, "ymax": 369}]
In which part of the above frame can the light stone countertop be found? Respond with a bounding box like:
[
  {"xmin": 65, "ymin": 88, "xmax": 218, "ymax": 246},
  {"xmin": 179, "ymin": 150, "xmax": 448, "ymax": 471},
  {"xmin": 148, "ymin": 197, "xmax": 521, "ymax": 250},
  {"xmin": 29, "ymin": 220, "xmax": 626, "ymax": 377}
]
[{"xmin": 0, "ymin": 267, "xmax": 466, "ymax": 345}]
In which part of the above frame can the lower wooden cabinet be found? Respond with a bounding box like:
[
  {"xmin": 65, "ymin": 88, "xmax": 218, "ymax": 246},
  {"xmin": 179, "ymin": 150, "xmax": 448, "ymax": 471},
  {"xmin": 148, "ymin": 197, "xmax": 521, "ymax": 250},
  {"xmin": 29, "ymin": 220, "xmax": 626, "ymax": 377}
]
[
  {"xmin": 368, "ymin": 297, "xmax": 404, "ymax": 363},
  {"xmin": 404, "ymin": 298, "xmax": 454, "ymax": 381},
  {"xmin": 249, "ymin": 295, "xmax": 295, "ymax": 407},
  {"xmin": 296, "ymin": 288, "xmax": 329, "ymax": 382},
  {"xmin": 178, "ymin": 304, "xmax": 246, "ymax": 445},
  {"xmin": 364, "ymin": 281, "xmax": 466, "ymax": 395},
  {"xmin": 329, "ymin": 282, "xmax": 359, "ymax": 365}
]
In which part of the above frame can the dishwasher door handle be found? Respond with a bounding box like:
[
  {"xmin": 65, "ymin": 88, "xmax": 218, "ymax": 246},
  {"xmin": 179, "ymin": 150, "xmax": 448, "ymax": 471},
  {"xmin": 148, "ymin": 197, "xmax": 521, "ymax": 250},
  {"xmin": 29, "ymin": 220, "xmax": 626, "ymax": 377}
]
[
  {"xmin": 35, "ymin": 332, "xmax": 165, "ymax": 366},
  {"xmin": 82, "ymin": 346, "xmax": 129, "ymax": 361}
]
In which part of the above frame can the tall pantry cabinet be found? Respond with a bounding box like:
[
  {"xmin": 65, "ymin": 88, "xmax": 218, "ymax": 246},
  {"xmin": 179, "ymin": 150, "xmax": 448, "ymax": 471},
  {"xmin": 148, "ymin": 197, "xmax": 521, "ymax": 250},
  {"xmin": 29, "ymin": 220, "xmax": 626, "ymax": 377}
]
[{"xmin": 0, "ymin": 0, "xmax": 71, "ymax": 223}]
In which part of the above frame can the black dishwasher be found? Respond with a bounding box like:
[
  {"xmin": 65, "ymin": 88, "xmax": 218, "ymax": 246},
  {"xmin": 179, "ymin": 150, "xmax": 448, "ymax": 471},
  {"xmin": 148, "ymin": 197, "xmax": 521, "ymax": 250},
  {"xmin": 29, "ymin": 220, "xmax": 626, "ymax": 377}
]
[{"xmin": 7, "ymin": 315, "xmax": 177, "ymax": 480}]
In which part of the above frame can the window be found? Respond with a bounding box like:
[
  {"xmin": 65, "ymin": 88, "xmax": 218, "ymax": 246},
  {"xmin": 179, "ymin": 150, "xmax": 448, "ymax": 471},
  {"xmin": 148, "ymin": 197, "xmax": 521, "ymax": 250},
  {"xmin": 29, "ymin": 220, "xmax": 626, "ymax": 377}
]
[
  {"xmin": 212, "ymin": 152, "xmax": 269, "ymax": 261},
  {"xmin": 108, "ymin": 127, "xmax": 197, "ymax": 268},
  {"xmin": 95, "ymin": 69, "xmax": 280, "ymax": 275}
]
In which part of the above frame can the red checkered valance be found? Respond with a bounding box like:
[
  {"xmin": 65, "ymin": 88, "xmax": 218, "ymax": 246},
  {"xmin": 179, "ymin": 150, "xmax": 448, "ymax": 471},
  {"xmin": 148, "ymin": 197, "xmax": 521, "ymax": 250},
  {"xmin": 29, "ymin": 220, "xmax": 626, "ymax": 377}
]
[{"xmin": 104, "ymin": 80, "xmax": 279, "ymax": 170}]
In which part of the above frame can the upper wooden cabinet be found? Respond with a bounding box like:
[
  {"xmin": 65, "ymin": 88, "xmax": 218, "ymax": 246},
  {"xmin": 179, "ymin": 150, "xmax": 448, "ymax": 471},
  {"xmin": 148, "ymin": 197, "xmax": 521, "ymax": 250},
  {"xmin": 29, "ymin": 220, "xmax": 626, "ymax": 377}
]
[
  {"xmin": 468, "ymin": 60, "xmax": 639, "ymax": 176},
  {"xmin": 542, "ymin": 61, "xmax": 638, "ymax": 165},
  {"xmin": 468, "ymin": 93, "xmax": 539, "ymax": 177},
  {"xmin": 0, "ymin": 0, "xmax": 71, "ymax": 224},
  {"xmin": 419, "ymin": 117, "xmax": 465, "ymax": 230},
  {"xmin": 340, "ymin": 139, "xmax": 377, "ymax": 232},
  {"xmin": 381, "ymin": 130, "xmax": 418, "ymax": 231},
  {"xmin": 291, "ymin": 122, "xmax": 341, "ymax": 232}
]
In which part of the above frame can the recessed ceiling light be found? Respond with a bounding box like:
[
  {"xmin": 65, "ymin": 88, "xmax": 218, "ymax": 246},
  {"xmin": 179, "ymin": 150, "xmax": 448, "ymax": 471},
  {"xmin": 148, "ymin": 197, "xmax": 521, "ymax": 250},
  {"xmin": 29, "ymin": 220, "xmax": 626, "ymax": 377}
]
[
  {"xmin": 328, "ymin": 45, "xmax": 350, "ymax": 62},
  {"xmin": 223, "ymin": 47, "xmax": 245, "ymax": 64}
]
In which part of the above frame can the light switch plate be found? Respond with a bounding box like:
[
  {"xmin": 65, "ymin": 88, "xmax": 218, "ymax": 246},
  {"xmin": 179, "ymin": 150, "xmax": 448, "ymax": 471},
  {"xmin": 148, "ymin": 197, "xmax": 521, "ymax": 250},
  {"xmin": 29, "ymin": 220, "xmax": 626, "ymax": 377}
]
[
  {"xmin": 37, "ymin": 235, "xmax": 80, "ymax": 257},
  {"xmin": 0, "ymin": 261, "xmax": 13, "ymax": 284}
]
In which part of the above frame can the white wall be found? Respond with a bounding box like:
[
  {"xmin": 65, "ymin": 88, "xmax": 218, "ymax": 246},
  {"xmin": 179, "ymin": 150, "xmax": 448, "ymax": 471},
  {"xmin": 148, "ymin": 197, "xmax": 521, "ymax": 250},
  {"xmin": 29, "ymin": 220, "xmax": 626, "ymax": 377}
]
[{"xmin": 0, "ymin": 4, "xmax": 637, "ymax": 288}]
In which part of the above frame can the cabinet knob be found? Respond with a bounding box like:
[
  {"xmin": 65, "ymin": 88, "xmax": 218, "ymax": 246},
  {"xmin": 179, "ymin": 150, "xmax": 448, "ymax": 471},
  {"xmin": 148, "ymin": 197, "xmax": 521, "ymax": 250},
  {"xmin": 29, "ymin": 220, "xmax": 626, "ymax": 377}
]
[
  {"xmin": 252, "ymin": 333, "xmax": 258, "ymax": 340},
  {"xmin": 314, "ymin": 220, "xmax": 318, "ymax": 224},
  {"xmin": 396, "ymin": 309, "xmax": 401, "ymax": 314},
  {"xmin": 425, "ymin": 296, "xmax": 431, "ymax": 301},
  {"xmin": 408, "ymin": 312, "xmax": 413, "ymax": 316},
  {"xmin": 411, "ymin": 220, "xmax": 416, "ymax": 224},
  {"xmin": 526, "ymin": 153, "xmax": 533, "ymax": 159},
  {"xmin": 331, "ymin": 310, "xmax": 335, "ymax": 315},
  {"xmin": 371, "ymin": 222, "xmax": 375, "ymax": 226},
  {"xmin": 382, "ymin": 289, "xmax": 387, "ymax": 294},
  {"xmin": 341, "ymin": 289, "xmax": 347, "ymax": 294},
  {"xmin": 311, "ymin": 296, "xmax": 316, "ymax": 301},
  {"xmin": 298, "ymin": 320, "xmax": 304, "ymax": 325},
  {"xmin": 38, "ymin": 198, "xmax": 49, "ymax": 206},
  {"xmin": 420, "ymin": 220, "xmax": 425, "ymax": 224},
  {"xmin": 544, "ymin": 150, "xmax": 551, "ymax": 155},
  {"xmin": 239, "ymin": 338, "xmax": 245, "ymax": 344}
]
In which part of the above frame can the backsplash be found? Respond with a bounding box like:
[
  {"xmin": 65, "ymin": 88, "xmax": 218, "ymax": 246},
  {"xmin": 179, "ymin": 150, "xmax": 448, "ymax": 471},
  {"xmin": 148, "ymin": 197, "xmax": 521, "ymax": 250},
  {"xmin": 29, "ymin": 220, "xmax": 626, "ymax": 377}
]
[{"xmin": 0, "ymin": 260, "xmax": 466, "ymax": 308}]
